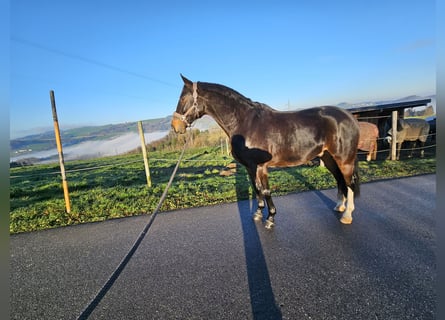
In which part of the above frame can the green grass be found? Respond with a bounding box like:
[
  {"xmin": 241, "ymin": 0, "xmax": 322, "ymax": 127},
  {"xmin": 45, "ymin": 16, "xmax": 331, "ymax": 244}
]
[{"xmin": 10, "ymin": 146, "xmax": 436, "ymax": 234}]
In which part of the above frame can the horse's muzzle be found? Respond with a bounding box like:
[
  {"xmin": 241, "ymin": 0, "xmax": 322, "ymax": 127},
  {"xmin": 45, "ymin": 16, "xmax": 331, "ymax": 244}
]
[{"xmin": 171, "ymin": 117, "xmax": 187, "ymax": 134}]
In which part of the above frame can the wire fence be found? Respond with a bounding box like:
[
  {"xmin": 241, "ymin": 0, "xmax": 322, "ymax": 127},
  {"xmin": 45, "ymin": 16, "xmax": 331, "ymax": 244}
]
[
  {"xmin": 10, "ymin": 157, "xmax": 233, "ymax": 179},
  {"xmin": 10, "ymin": 116, "xmax": 436, "ymax": 234},
  {"xmin": 10, "ymin": 111, "xmax": 436, "ymax": 214},
  {"xmin": 10, "ymin": 134, "xmax": 436, "ymax": 180}
]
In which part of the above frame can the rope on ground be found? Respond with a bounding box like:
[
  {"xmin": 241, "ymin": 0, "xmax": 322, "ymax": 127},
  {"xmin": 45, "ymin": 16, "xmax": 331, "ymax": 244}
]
[{"xmin": 76, "ymin": 131, "xmax": 191, "ymax": 320}]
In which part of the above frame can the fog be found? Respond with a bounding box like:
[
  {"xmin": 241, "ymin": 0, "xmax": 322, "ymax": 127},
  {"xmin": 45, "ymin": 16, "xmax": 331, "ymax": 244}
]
[{"xmin": 11, "ymin": 131, "xmax": 169, "ymax": 163}]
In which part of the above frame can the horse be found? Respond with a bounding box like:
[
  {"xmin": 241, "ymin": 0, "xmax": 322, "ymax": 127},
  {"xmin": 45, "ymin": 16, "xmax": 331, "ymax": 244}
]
[
  {"xmin": 171, "ymin": 75, "xmax": 360, "ymax": 228},
  {"xmin": 384, "ymin": 118, "xmax": 430, "ymax": 160},
  {"xmin": 426, "ymin": 116, "xmax": 436, "ymax": 143},
  {"xmin": 358, "ymin": 121, "xmax": 379, "ymax": 161}
]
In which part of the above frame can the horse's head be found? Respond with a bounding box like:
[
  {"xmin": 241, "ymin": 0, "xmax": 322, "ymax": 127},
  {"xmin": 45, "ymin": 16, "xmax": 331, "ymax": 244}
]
[
  {"xmin": 384, "ymin": 118, "xmax": 404, "ymax": 144},
  {"xmin": 171, "ymin": 74, "xmax": 205, "ymax": 134}
]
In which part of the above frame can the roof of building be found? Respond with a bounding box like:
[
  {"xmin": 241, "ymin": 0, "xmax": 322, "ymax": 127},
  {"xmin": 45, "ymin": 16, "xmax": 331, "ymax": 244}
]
[{"xmin": 346, "ymin": 99, "xmax": 432, "ymax": 114}]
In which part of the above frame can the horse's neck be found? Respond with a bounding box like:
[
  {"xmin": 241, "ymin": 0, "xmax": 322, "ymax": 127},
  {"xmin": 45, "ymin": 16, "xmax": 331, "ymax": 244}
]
[
  {"xmin": 205, "ymin": 103, "xmax": 240, "ymax": 137},
  {"xmin": 202, "ymin": 88, "xmax": 250, "ymax": 137}
]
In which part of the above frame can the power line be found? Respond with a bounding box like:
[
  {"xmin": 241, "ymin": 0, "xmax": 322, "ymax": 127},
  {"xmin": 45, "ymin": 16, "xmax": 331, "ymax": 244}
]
[{"xmin": 11, "ymin": 36, "xmax": 178, "ymax": 88}]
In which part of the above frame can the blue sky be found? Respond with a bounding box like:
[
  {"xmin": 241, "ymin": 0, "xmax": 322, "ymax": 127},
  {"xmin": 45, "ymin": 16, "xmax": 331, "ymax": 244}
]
[{"xmin": 10, "ymin": 0, "xmax": 435, "ymax": 138}]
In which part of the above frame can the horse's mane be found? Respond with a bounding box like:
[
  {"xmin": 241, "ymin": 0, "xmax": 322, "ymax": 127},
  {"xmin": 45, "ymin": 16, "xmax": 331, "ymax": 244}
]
[{"xmin": 200, "ymin": 81, "xmax": 275, "ymax": 113}]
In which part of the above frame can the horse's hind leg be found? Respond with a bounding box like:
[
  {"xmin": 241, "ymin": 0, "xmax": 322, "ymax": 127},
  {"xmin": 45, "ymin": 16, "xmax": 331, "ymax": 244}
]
[
  {"xmin": 321, "ymin": 152, "xmax": 358, "ymax": 224},
  {"xmin": 366, "ymin": 150, "xmax": 372, "ymax": 162},
  {"xmin": 339, "ymin": 185, "xmax": 355, "ymax": 224},
  {"xmin": 420, "ymin": 141, "xmax": 425, "ymax": 157},
  {"xmin": 367, "ymin": 140, "xmax": 377, "ymax": 161},
  {"xmin": 371, "ymin": 140, "xmax": 377, "ymax": 160},
  {"xmin": 418, "ymin": 140, "xmax": 426, "ymax": 158},
  {"xmin": 337, "ymin": 162, "xmax": 359, "ymax": 224},
  {"xmin": 320, "ymin": 152, "xmax": 347, "ymax": 212}
]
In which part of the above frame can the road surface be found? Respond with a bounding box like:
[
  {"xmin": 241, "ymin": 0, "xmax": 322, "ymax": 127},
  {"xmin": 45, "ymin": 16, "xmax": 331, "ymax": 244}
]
[{"xmin": 10, "ymin": 174, "xmax": 436, "ymax": 319}]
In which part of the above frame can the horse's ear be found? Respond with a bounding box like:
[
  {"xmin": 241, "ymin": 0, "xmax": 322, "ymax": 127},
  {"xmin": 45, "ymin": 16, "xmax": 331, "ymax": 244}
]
[{"xmin": 180, "ymin": 74, "xmax": 193, "ymax": 88}]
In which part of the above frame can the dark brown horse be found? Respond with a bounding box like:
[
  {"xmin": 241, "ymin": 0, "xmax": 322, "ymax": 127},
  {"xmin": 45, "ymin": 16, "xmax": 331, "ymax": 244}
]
[{"xmin": 172, "ymin": 75, "xmax": 360, "ymax": 228}]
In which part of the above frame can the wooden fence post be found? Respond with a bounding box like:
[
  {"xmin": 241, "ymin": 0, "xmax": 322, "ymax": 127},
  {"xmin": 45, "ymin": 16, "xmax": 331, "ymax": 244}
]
[
  {"xmin": 50, "ymin": 90, "xmax": 71, "ymax": 213},
  {"xmin": 226, "ymin": 137, "xmax": 230, "ymax": 156},
  {"xmin": 391, "ymin": 110, "xmax": 398, "ymax": 160},
  {"xmin": 138, "ymin": 121, "xmax": 152, "ymax": 188}
]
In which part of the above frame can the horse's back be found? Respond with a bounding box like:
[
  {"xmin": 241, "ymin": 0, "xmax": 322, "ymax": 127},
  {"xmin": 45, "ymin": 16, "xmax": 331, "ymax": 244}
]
[
  {"xmin": 403, "ymin": 118, "xmax": 430, "ymax": 142},
  {"xmin": 358, "ymin": 121, "xmax": 378, "ymax": 151},
  {"xmin": 279, "ymin": 106, "xmax": 357, "ymax": 127},
  {"xmin": 358, "ymin": 121, "xmax": 379, "ymax": 137}
]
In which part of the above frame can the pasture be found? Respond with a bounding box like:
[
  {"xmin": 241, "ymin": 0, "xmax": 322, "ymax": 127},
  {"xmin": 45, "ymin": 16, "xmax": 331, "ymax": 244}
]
[{"xmin": 10, "ymin": 144, "xmax": 435, "ymax": 234}]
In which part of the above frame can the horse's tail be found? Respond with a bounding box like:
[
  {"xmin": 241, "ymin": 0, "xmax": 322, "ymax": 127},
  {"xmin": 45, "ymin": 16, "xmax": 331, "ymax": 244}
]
[{"xmin": 350, "ymin": 158, "xmax": 360, "ymax": 197}]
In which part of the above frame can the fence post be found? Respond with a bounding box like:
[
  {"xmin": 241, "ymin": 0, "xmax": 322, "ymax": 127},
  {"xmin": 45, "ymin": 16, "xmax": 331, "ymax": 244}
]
[
  {"xmin": 226, "ymin": 137, "xmax": 230, "ymax": 156},
  {"xmin": 391, "ymin": 110, "xmax": 398, "ymax": 160},
  {"xmin": 50, "ymin": 90, "xmax": 71, "ymax": 213},
  {"xmin": 138, "ymin": 121, "xmax": 152, "ymax": 188}
]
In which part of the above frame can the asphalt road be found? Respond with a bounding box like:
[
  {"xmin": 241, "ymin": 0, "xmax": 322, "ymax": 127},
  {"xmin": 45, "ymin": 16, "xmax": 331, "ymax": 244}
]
[{"xmin": 10, "ymin": 174, "xmax": 436, "ymax": 320}]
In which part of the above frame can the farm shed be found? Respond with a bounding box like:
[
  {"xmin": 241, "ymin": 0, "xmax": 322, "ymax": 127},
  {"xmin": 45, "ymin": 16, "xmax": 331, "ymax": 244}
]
[{"xmin": 346, "ymin": 98, "xmax": 432, "ymax": 141}]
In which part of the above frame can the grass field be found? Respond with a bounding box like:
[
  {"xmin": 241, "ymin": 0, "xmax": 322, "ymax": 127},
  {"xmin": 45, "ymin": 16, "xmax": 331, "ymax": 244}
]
[{"xmin": 10, "ymin": 145, "xmax": 436, "ymax": 234}]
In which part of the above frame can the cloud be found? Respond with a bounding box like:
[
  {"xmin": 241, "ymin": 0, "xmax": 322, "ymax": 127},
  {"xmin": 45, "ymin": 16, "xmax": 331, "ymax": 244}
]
[{"xmin": 10, "ymin": 131, "xmax": 168, "ymax": 163}]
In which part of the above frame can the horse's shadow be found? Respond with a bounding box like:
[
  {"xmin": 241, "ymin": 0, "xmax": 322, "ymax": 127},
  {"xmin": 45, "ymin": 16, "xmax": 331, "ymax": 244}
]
[{"xmin": 235, "ymin": 167, "xmax": 282, "ymax": 319}]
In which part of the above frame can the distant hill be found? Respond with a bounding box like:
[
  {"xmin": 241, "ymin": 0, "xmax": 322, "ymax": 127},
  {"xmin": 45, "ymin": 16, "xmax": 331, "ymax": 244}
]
[{"xmin": 10, "ymin": 116, "xmax": 173, "ymax": 159}]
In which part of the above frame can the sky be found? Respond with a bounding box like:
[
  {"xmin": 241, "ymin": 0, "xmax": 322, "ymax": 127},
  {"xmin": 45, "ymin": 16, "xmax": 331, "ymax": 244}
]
[{"xmin": 10, "ymin": 0, "xmax": 435, "ymax": 138}]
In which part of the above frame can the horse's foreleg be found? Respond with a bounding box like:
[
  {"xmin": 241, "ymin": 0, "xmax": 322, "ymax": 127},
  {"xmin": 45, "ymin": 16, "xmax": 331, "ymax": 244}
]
[
  {"xmin": 263, "ymin": 189, "xmax": 276, "ymax": 229},
  {"xmin": 246, "ymin": 166, "xmax": 264, "ymax": 221},
  {"xmin": 257, "ymin": 165, "xmax": 276, "ymax": 229},
  {"xmin": 253, "ymin": 184, "xmax": 265, "ymax": 222}
]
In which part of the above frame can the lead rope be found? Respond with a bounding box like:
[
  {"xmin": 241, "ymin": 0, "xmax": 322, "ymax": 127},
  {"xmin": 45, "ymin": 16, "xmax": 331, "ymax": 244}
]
[{"xmin": 77, "ymin": 132, "xmax": 191, "ymax": 320}]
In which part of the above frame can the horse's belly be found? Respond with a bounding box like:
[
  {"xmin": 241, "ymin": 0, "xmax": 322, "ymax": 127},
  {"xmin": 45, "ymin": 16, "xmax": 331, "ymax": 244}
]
[
  {"xmin": 267, "ymin": 158, "xmax": 307, "ymax": 168},
  {"xmin": 399, "ymin": 131, "xmax": 420, "ymax": 142},
  {"xmin": 358, "ymin": 140, "xmax": 374, "ymax": 151},
  {"xmin": 267, "ymin": 146, "xmax": 323, "ymax": 167}
]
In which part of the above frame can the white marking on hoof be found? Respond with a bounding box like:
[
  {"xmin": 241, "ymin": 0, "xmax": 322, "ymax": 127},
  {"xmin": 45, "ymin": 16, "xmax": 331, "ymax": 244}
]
[
  {"xmin": 335, "ymin": 193, "xmax": 346, "ymax": 212},
  {"xmin": 340, "ymin": 216, "xmax": 352, "ymax": 224},
  {"xmin": 265, "ymin": 220, "xmax": 274, "ymax": 229},
  {"xmin": 334, "ymin": 204, "xmax": 346, "ymax": 213},
  {"xmin": 253, "ymin": 212, "xmax": 263, "ymax": 221},
  {"xmin": 339, "ymin": 187, "xmax": 355, "ymax": 224}
]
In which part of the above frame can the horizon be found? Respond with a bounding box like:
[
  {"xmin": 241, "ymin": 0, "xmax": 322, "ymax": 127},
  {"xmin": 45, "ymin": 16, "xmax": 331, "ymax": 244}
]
[
  {"xmin": 11, "ymin": 1, "xmax": 435, "ymax": 138},
  {"xmin": 10, "ymin": 93, "xmax": 436, "ymax": 140}
]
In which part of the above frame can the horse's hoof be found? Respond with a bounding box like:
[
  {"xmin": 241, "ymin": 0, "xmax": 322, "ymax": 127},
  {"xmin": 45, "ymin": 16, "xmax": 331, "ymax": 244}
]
[
  {"xmin": 253, "ymin": 212, "xmax": 263, "ymax": 221},
  {"xmin": 340, "ymin": 216, "xmax": 352, "ymax": 224},
  {"xmin": 334, "ymin": 205, "xmax": 346, "ymax": 213},
  {"xmin": 265, "ymin": 220, "xmax": 275, "ymax": 229}
]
